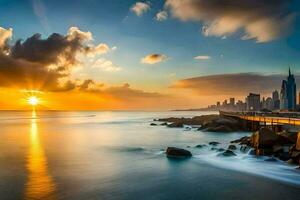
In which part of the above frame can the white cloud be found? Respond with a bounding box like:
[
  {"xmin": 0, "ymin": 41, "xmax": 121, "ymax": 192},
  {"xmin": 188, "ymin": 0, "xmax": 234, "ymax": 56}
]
[
  {"xmin": 67, "ymin": 26, "xmax": 93, "ymax": 41},
  {"xmin": 130, "ymin": 2, "xmax": 150, "ymax": 16},
  {"xmin": 156, "ymin": 11, "xmax": 168, "ymax": 21},
  {"xmin": 0, "ymin": 27, "xmax": 13, "ymax": 50},
  {"xmin": 92, "ymin": 58, "xmax": 122, "ymax": 72},
  {"xmin": 165, "ymin": 0, "xmax": 295, "ymax": 43},
  {"xmin": 194, "ymin": 55, "xmax": 211, "ymax": 60}
]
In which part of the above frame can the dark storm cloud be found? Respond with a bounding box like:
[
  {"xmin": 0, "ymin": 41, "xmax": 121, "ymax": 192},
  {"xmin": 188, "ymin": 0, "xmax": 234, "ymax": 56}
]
[
  {"xmin": 0, "ymin": 26, "xmax": 164, "ymax": 99},
  {"xmin": 0, "ymin": 26, "xmax": 103, "ymax": 92},
  {"xmin": 165, "ymin": 0, "xmax": 296, "ymax": 42},
  {"xmin": 171, "ymin": 73, "xmax": 298, "ymax": 96}
]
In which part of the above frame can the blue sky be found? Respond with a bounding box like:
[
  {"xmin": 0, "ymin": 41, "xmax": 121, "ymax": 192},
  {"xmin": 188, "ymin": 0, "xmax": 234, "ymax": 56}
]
[{"xmin": 0, "ymin": 0, "xmax": 300, "ymax": 109}]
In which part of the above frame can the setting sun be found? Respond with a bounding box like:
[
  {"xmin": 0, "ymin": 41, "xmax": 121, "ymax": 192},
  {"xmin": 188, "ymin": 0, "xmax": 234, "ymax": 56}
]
[{"xmin": 28, "ymin": 96, "xmax": 39, "ymax": 106}]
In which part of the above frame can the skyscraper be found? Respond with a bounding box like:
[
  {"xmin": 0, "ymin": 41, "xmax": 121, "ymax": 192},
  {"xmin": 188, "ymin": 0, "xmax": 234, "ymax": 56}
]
[
  {"xmin": 286, "ymin": 68, "xmax": 297, "ymax": 111},
  {"xmin": 246, "ymin": 93, "xmax": 260, "ymax": 111},
  {"xmin": 280, "ymin": 80, "xmax": 288, "ymax": 110},
  {"xmin": 272, "ymin": 90, "xmax": 280, "ymax": 110},
  {"xmin": 281, "ymin": 68, "xmax": 297, "ymax": 111}
]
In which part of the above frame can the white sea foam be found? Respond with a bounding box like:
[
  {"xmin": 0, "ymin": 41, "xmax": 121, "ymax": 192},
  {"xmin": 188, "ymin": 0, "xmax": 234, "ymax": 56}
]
[{"xmin": 194, "ymin": 149, "xmax": 300, "ymax": 186}]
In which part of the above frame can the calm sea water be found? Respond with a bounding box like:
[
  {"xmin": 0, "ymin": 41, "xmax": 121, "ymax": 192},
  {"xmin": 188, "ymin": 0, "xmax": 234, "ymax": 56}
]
[{"xmin": 0, "ymin": 111, "xmax": 299, "ymax": 200}]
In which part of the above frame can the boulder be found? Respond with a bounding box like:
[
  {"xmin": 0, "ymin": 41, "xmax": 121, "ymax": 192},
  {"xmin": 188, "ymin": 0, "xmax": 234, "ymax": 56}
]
[
  {"xmin": 248, "ymin": 149, "xmax": 256, "ymax": 155},
  {"xmin": 277, "ymin": 132, "xmax": 296, "ymax": 145},
  {"xmin": 220, "ymin": 150, "xmax": 237, "ymax": 157},
  {"xmin": 195, "ymin": 144, "xmax": 206, "ymax": 148},
  {"xmin": 231, "ymin": 136, "xmax": 250, "ymax": 145},
  {"xmin": 217, "ymin": 148, "xmax": 225, "ymax": 152},
  {"xmin": 228, "ymin": 145, "xmax": 237, "ymax": 150},
  {"xmin": 150, "ymin": 123, "xmax": 157, "ymax": 126},
  {"xmin": 167, "ymin": 122, "xmax": 184, "ymax": 128},
  {"xmin": 297, "ymin": 132, "xmax": 300, "ymax": 151},
  {"xmin": 255, "ymin": 148, "xmax": 274, "ymax": 156},
  {"xmin": 166, "ymin": 147, "xmax": 192, "ymax": 158},
  {"xmin": 289, "ymin": 145, "xmax": 300, "ymax": 163},
  {"xmin": 240, "ymin": 145, "xmax": 250, "ymax": 153},
  {"xmin": 209, "ymin": 141, "xmax": 220, "ymax": 146},
  {"xmin": 251, "ymin": 128, "xmax": 279, "ymax": 149}
]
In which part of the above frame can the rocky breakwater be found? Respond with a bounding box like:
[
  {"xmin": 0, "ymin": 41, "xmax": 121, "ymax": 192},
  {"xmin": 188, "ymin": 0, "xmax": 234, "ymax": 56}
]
[
  {"xmin": 232, "ymin": 127, "xmax": 300, "ymax": 167},
  {"xmin": 156, "ymin": 114, "xmax": 248, "ymax": 132}
]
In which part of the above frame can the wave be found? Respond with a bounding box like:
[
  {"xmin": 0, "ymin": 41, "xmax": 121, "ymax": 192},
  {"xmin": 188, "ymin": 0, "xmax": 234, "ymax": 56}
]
[{"xmin": 193, "ymin": 149, "xmax": 300, "ymax": 186}]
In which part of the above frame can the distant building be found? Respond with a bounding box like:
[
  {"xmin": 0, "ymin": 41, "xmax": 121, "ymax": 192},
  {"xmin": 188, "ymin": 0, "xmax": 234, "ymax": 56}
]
[
  {"xmin": 236, "ymin": 100, "xmax": 246, "ymax": 111},
  {"xmin": 280, "ymin": 80, "xmax": 288, "ymax": 110},
  {"xmin": 229, "ymin": 98, "xmax": 235, "ymax": 106},
  {"xmin": 265, "ymin": 97, "xmax": 273, "ymax": 110},
  {"xmin": 280, "ymin": 68, "xmax": 296, "ymax": 111},
  {"xmin": 246, "ymin": 93, "xmax": 260, "ymax": 111},
  {"xmin": 286, "ymin": 68, "xmax": 297, "ymax": 110},
  {"xmin": 272, "ymin": 90, "xmax": 280, "ymax": 110}
]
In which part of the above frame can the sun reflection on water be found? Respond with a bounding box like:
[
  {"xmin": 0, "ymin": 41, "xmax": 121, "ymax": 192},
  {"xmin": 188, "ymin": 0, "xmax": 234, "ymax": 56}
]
[{"xmin": 24, "ymin": 110, "xmax": 57, "ymax": 200}]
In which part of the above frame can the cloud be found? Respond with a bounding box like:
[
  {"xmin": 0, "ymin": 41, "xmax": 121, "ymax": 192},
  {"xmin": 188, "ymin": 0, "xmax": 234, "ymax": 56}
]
[
  {"xmin": 141, "ymin": 53, "xmax": 168, "ymax": 64},
  {"xmin": 156, "ymin": 11, "xmax": 168, "ymax": 21},
  {"xmin": 0, "ymin": 27, "xmax": 13, "ymax": 52},
  {"xmin": 130, "ymin": 2, "xmax": 150, "ymax": 16},
  {"xmin": 194, "ymin": 55, "xmax": 211, "ymax": 60},
  {"xmin": 92, "ymin": 58, "xmax": 122, "ymax": 72},
  {"xmin": 165, "ymin": 0, "xmax": 295, "ymax": 42},
  {"xmin": 0, "ymin": 26, "xmax": 113, "ymax": 91},
  {"xmin": 76, "ymin": 81, "xmax": 163, "ymax": 99},
  {"xmin": 171, "ymin": 73, "xmax": 295, "ymax": 96}
]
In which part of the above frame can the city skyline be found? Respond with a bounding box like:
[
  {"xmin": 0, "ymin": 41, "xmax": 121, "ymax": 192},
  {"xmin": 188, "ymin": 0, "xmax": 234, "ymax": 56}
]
[{"xmin": 207, "ymin": 68, "xmax": 299, "ymax": 112}]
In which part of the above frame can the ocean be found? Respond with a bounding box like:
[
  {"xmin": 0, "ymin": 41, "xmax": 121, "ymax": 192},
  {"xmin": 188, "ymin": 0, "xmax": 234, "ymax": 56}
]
[{"xmin": 0, "ymin": 111, "xmax": 299, "ymax": 200}]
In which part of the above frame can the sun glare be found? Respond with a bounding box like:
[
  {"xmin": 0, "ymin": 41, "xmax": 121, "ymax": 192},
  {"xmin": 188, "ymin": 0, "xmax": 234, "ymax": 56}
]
[{"xmin": 28, "ymin": 96, "xmax": 39, "ymax": 106}]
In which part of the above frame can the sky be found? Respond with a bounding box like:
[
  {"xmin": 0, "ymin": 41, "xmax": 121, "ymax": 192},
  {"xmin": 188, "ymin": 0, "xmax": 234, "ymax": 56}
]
[{"xmin": 0, "ymin": 0, "xmax": 300, "ymax": 110}]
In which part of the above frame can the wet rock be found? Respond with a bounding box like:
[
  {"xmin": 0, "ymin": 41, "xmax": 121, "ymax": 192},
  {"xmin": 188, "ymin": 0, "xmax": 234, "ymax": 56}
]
[
  {"xmin": 186, "ymin": 146, "xmax": 191, "ymax": 148},
  {"xmin": 160, "ymin": 122, "xmax": 168, "ymax": 126},
  {"xmin": 240, "ymin": 145, "xmax": 250, "ymax": 153},
  {"xmin": 231, "ymin": 136, "xmax": 250, "ymax": 145},
  {"xmin": 150, "ymin": 123, "xmax": 157, "ymax": 126},
  {"xmin": 296, "ymin": 132, "xmax": 300, "ymax": 151},
  {"xmin": 286, "ymin": 159, "xmax": 294, "ymax": 164},
  {"xmin": 248, "ymin": 149, "xmax": 256, "ymax": 155},
  {"xmin": 204, "ymin": 125, "xmax": 233, "ymax": 132},
  {"xmin": 255, "ymin": 148, "xmax": 274, "ymax": 156},
  {"xmin": 209, "ymin": 141, "xmax": 220, "ymax": 146},
  {"xmin": 220, "ymin": 150, "xmax": 237, "ymax": 157},
  {"xmin": 158, "ymin": 114, "xmax": 246, "ymax": 132},
  {"xmin": 166, "ymin": 147, "xmax": 192, "ymax": 158},
  {"xmin": 195, "ymin": 144, "xmax": 206, "ymax": 148},
  {"xmin": 211, "ymin": 147, "xmax": 218, "ymax": 151},
  {"xmin": 251, "ymin": 128, "xmax": 279, "ymax": 149},
  {"xmin": 228, "ymin": 145, "xmax": 237, "ymax": 150},
  {"xmin": 217, "ymin": 148, "xmax": 225, "ymax": 152},
  {"xmin": 167, "ymin": 122, "xmax": 184, "ymax": 128}
]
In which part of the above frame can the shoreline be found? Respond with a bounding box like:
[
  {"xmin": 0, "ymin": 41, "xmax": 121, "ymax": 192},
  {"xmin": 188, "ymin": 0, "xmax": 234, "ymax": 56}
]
[{"xmin": 152, "ymin": 113, "xmax": 300, "ymax": 168}]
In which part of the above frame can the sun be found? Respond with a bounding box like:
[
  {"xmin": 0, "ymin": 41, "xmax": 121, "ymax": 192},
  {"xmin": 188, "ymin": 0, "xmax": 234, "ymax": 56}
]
[{"xmin": 28, "ymin": 96, "xmax": 39, "ymax": 106}]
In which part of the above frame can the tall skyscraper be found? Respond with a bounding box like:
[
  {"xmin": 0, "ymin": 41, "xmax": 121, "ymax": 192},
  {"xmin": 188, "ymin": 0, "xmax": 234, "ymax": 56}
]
[
  {"xmin": 281, "ymin": 68, "xmax": 297, "ymax": 111},
  {"xmin": 286, "ymin": 68, "xmax": 297, "ymax": 111},
  {"xmin": 280, "ymin": 80, "xmax": 288, "ymax": 110},
  {"xmin": 246, "ymin": 93, "xmax": 260, "ymax": 111}
]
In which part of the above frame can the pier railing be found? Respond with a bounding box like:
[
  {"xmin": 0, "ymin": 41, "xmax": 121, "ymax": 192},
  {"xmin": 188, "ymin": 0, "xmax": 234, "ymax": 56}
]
[{"xmin": 220, "ymin": 111, "xmax": 300, "ymax": 126}]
